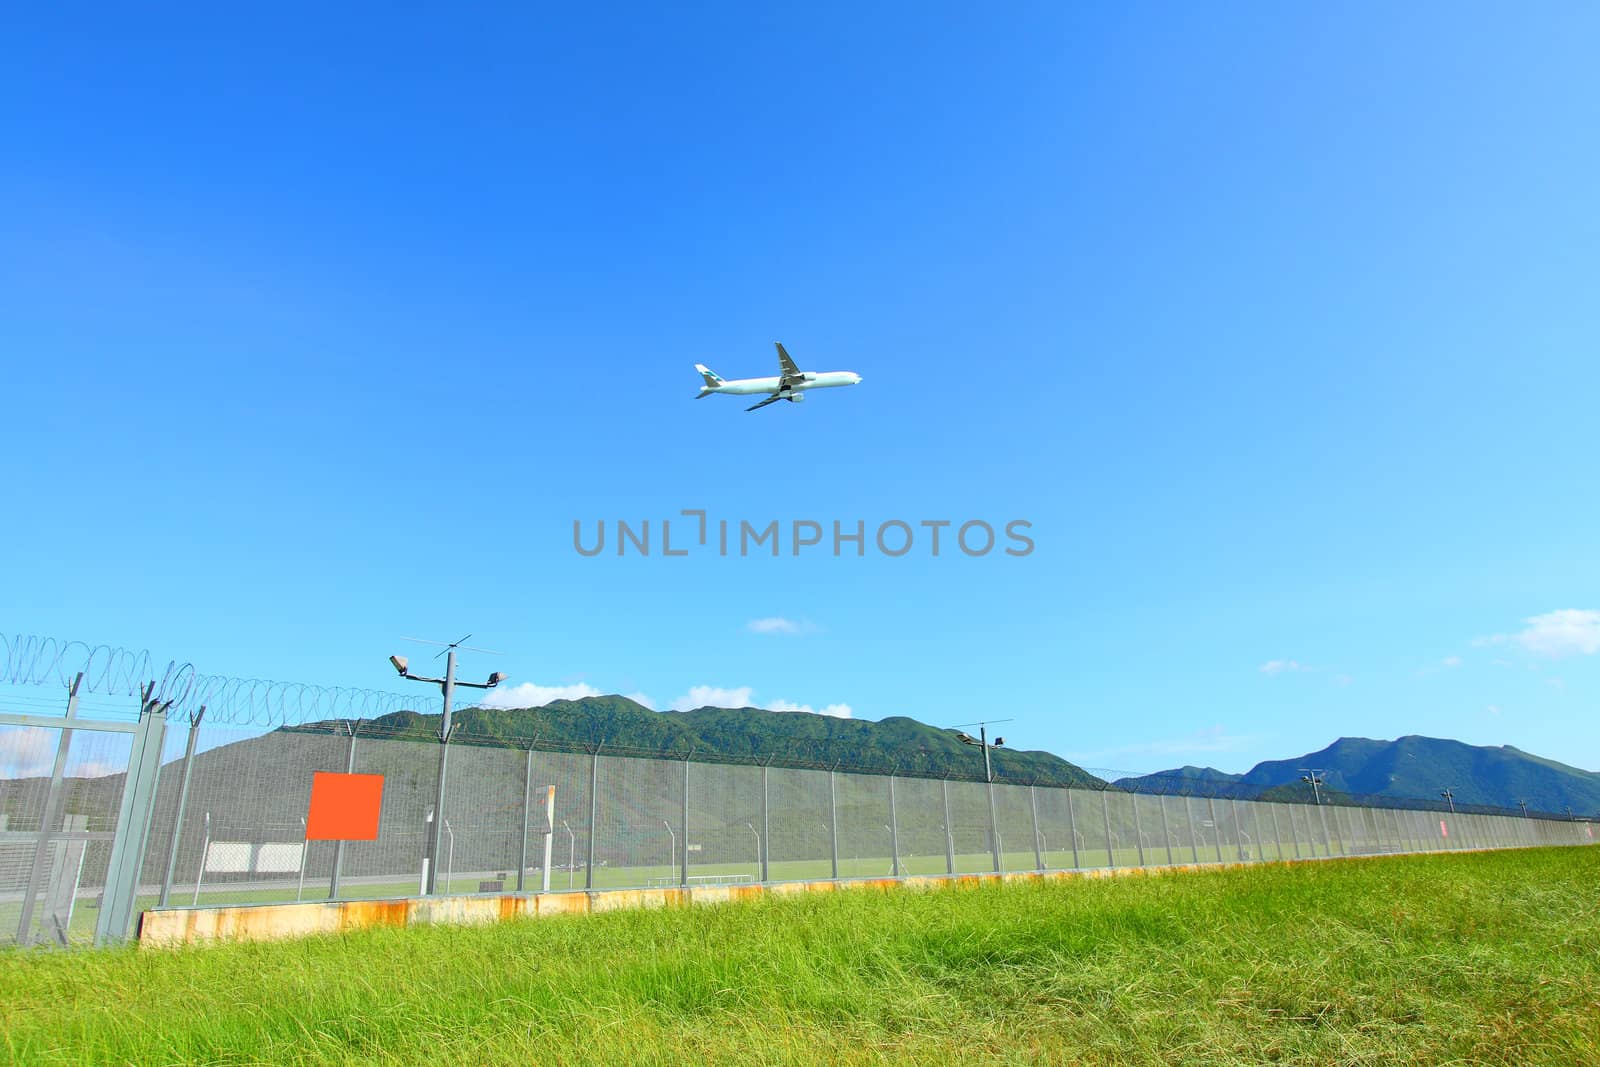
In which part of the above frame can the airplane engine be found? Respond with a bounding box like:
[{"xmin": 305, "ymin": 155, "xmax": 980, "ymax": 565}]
[{"xmin": 787, "ymin": 392, "xmax": 805, "ymax": 402}]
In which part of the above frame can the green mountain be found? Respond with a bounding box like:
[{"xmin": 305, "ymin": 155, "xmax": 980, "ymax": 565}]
[
  {"xmin": 353, "ymin": 695, "xmax": 1104, "ymax": 787},
  {"xmin": 1115, "ymin": 736, "xmax": 1600, "ymax": 817}
]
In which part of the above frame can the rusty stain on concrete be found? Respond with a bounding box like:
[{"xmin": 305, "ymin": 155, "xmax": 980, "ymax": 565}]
[{"xmin": 137, "ymin": 852, "xmax": 1414, "ymax": 948}]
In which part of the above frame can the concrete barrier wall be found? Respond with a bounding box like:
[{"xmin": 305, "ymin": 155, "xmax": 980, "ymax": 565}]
[{"xmin": 138, "ymin": 859, "xmax": 1264, "ymax": 947}]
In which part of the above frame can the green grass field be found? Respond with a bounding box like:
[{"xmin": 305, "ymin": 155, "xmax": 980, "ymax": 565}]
[{"xmin": 4, "ymin": 847, "xmax": 1597, "ymax": 1065}]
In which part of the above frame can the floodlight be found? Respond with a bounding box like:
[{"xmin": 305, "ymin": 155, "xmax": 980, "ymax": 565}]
[
  {"xmin": 389, "ymin": 655, "xmax": 409, "ymax": 676},
  {"xmin": 954, "ymin": 732, "xmax": 977, "ymax": 745},
  {"xmin": 488, "ymin": 671, "xmax": 508, "ymax": 686},
  {"xmin": 994, "ymin": 737, "xmax": 1005, "ymax": 747}
]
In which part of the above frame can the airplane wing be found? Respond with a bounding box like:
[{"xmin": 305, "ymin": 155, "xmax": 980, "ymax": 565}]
[
  {"xmin": 775, "ymin": 342, "xmax": 803, "ymax": 386},
  {"xmin": 746, "ymin": 394, "xmax": 784, "ymax": 412}
]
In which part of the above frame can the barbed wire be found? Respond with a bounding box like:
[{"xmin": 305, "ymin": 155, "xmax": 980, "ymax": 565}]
[{"xmin": 2, "ymin": 631, "xmax": 427, "ymax": 726}]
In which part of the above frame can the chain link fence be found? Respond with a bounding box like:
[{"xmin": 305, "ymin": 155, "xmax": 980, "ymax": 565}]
[{"xmin": 6, "ymin": 711, "xmax": 1594, "ymax": 948}]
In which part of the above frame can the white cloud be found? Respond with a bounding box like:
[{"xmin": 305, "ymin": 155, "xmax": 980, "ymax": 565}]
[
  {"xmin": 482, "ymin": 681, "xmax": 603, "ymax": 709},
  {"xmin": 747, "ymin": 617, "xmax": 814, "ymax": 635},
  {"xmin": 480, "ymin": 679, "xmax": 853, "ymax": 719},
  {"xmin": 766, "ymin": 699, "xmax": 854, "ymax": 719},
  {"xmin": 671, "ymin": 685, "xmax": 755, "ymax": 710},
  {"xmin": 1259, "ymin": 659, "xmax": 1308, "ymax": 675},
  {"xmin": 1442, "ymin": 656, "xmax": 1462, "ymax": 668},
  {"xmin": 1486, "ymin": 704, "xmax": 1502, "ymax": 717},
  {"xmin": 670, "ymin": 686, "xmax": 852, "ymax": 718},
  {"xmin": 1487, "ymin": 609, "xmax": 1600, "ymax": 658},
  {"xmin": 0, "ymin": 727, "xmax": 53, "ymax": 776}
]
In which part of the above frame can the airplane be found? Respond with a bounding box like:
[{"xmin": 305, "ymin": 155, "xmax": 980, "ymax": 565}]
[{"xmin": 695, "ymin": 343, "xmax": 863, "ymax": 411}]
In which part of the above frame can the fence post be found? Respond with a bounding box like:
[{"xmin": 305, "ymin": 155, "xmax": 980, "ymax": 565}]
[
  {"xmin": 16, "ymin": 673, "xmax": 84, "ymax": 945},
  {"xmin": 760, "ymin": 761, "xmax": 770, "ymax": 883},
  {"xmin": 1316, "ymin": 801, "xmax": 1333, "ymax": 857},
  {"xmin": 941, "ymin": 777, "xmax": 954, "ymax": 875},
  {"xmin": 95, "ymin": 684, "xmax": 169, "ymax": 946},
  {"xmin": 327, "ymin": 721, "xmax": 359, "ymax": 900},
  {"xmin": 517, "ymin": 743, "xmax": 534, "ymax": 893},
  {"xmin": 1159, "ymin": 794, "xmax": 1174, "ymax": 866},
  {"xmin": 1206, "ymin": 797, "xmax": 1223, "ymax": 862},
  {"xmin": 1249, "ymin": 800, "xmax": 1267, "ymax": 863},
  {"xmin": 681, "ymin": 754, "xmax": 691, "ymax": 888},
  {"xmin": 1131, "ymin": 793, "xmax": 1146, "ymax": 866},
  {"xmin": 1029, "ymin": 785, "xmax": 1043, "ymax": 871},
  {"xmin": 1184, "ymin": 796, "xmax": 1201, "ymax": 863},
  {"xmin": 585, "ymin": 742, "xmax": 602, "ymax": 890},
  {"xmin": 1066, "ymin": 789, "xmax": 1081, "ymax": 869},
  {"xmin": 1230, "ymin": 798, "xmax": 1246, "ymax": 861},
  {"xmin": 828, "ymin": 767, "xmax": 839, "ymax": 880},
  {"xmin": 1101, "ymin": 790, "xmax": 1116, "ymax": 869},
  {"xmin": 888, "ymin": 772, "xmax": 900, "ymax": 877},
  {"xmin": 155, "ymin": 704, "xmax": 206, "ymax": 909},
  {"xmin": 986, "ymin": 776, "xmax": 1002, "ymax": 873}
]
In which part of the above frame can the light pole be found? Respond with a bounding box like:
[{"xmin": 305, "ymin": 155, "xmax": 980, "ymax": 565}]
[
  {"xmin": 1519, "ymin": 800, "xmax": 1529, "ymax": 819},
  {"xmin": 663, "ymin": 819, "xmax": 677, "ymax": 883},
  {"xmin": 1298, "ymin": 769, "xmax": 1326, "ymax": 806},
  {"xmin": 950, "ymin": 719, "xmax": 1013, "ymax": 783},
  {"xmin": 1440, "ymin": 789, "xmax": 1456, "ymax": 814},
  {"xmin": 390, "ymin": 636, "xmax": 507, "ymax": 896},
  {"xmin": 950, "ymin": 719, "xmax": 1013, "ymax": 873},
  {"xmin": 746, "ymin": 822, "xmax": 761, "ymax": 880},
  {"xmin": 562, "ymin": 820, "xmax": 576, "ymax": 890}
]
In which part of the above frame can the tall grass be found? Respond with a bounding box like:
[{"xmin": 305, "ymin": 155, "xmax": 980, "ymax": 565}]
[{"xmin": 4, "ymin": 848, "xmax": 1598, "ymax": 1065}]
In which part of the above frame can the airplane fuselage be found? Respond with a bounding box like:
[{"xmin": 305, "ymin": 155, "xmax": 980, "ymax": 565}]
[{"xmin": 705, "ymin": 371, "xmax": 861, "ymax": 396}]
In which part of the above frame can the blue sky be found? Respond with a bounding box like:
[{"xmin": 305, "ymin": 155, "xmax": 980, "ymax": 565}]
[{"xmin": 3, "ymin": 3, "xmax": 1598, "ymax": 776}]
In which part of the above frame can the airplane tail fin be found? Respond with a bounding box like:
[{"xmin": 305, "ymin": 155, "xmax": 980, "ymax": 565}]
[{"xmin": 694, "ymin": 364, "xmax": 723, "ymax": 398}]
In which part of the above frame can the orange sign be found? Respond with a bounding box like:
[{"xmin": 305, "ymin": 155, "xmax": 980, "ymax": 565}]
[{"xmin": 306, "ymin": 772, "xmax": 384, "ymax": 841}]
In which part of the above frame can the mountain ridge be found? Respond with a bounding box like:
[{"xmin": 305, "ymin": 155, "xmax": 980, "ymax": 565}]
[{"xmin": 1114, "ymin": 734, "xmax": 1600, "ymax": 815}]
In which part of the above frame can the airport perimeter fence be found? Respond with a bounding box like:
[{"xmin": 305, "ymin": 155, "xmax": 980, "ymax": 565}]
[{"xmin": 4, "ymin": 706, "xmax": 1596, "ymax": 948}]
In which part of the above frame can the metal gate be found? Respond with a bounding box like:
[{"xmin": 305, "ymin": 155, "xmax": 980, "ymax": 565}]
[{"xmin": 0, "ymin": 675, "xmax": 168, "ymax": 946}]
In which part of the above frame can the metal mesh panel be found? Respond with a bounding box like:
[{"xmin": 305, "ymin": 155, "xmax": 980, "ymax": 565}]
[
  {"xmin": 345, "ymin": 734, "xmax": 434, "ymax": 895},
  {"xmin": 1, "ymin": 726, "xmax": 132, "ymax": 944},
  {"xmin": 767, "ymin": 767, "xmax": 832, "ymax": 881},
  {"xmin": 0, "ymin": 725, "xmax": 56, "ymax": 837},
  {"xmin": 1325, "ymin": 806, "xmax": 1351, "ymax": 857},
  {"xmin": 142, "ymin": 725, "xmax": 347, "ymax": 906},
  {"xmin": 1074, "ymin": 790, "xmax": 1110, "ymax": 867},
  {"xmin": 593, "ymin": 754, "xmax": 682, "ymax": 889},
  {"xmin": 890, "ymin": 774, "xmax": 948, "ymax": 876},
  {"xmin": 528, "ymin": 749, "xmax": 594, "ymax": 892},
  {"xmin": 1102, "ymin": 790, "xmax": 1139, "ymax": 867},
  {"xmin": 944, "ymin": 779, "xmax": 996, "ymax": 873},
  {"xmin": 438, "ymin": 743, "xmax": 528, "ymax": 894},
  {"xmin": 993, "ymin": 782, "xmax": 1037, "ymax": 872},
  {"xmin": 1031, "ymin": 784, "xmax": 1076, "ymax": 869},
  {"xmin": 834, "ymin": 772, "xmax": 893, "ymax": 878},
  {"xmin": 1154, "ymin": 794, "xmax": 1191, "ymax": 864},
  {"xmin": 687, "ymin": 761, "xmax": 761, "ymax": 883},
  {"xmin": 1129, "ymin": 794, "xmax": 1162, "ymax": 866}
]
